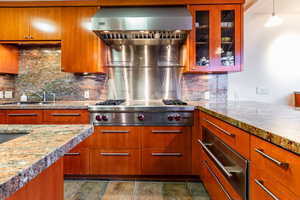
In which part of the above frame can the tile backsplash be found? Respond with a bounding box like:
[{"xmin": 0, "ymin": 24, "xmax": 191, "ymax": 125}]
[{"xmin": 0, "ymin": 46, "xmax": 227, "ymax": 102}]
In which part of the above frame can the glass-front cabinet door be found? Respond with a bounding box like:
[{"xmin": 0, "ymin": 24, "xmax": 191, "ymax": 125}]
[{"xmin": 187, "ymin": 5, "xmax": 242, "ymax": 73}]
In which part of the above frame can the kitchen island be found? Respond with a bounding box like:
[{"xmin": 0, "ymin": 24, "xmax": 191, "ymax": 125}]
[{"xmin": 0, "ymin": 125, "xmax": 93, "ymax": 200}]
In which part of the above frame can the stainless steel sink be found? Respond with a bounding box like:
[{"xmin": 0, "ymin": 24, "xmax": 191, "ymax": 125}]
[{"xmin": 0, "ymin": 133, "xmax": 28, "ymax": 144}]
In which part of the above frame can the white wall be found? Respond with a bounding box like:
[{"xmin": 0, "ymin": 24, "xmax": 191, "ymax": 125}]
[{"xmin": 228, "ymin": 0, "xmax": 300, "ymax": 105}]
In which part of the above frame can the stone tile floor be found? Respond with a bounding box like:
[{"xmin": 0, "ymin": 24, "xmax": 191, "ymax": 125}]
[{"xmin": 64, "ymin": 180, "xmax": 210, "ymax": 200}]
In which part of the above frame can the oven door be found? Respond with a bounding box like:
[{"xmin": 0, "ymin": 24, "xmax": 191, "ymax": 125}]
[{"xmin": 199, "ymin": 128, "xmax": 249, "ymax": 200}]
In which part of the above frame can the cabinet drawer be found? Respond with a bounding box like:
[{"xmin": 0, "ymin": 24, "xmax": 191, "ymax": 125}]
[
  {"xmin": 90, "ymin": 149, "xmax": 140, "ymax": 175},
  {"xmin": 43, "ymin": 110, "xmax": 89, "ymax": 124},
  {"xmin": 250, "ymin": 177, "xmax": 300, "ymax": 200},
  {"xmin": 63, "ymin": 143, "xmax": 89, "ymax": 175},
  {"xmin": 200, "ymin": 112, "xmax": 250, "ymax": 159},
  {"xmin": 200, "ymin": 146, "xmax": 243, "ymax": 200},
  {"xmin": 141, "ymin": 148, "xmax": 191, "ymax": 175},
  {"xmin": 6, "ymin": 110, "xmax": 43, "ymax": 124},
  {"xmin": 142, "ymin": 127, "xmax": 191, "ymax": 150},
  {"xmin": 251, "ymin": 135, "xmax": 300, "ymax": 196},
  {"xmin": 88, "ymin": 126, "xmax": 140, "ymax": 149}
]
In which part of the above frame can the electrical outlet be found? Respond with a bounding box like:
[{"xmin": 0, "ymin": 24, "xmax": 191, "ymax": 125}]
[
  {"xmin": 0, "ymin": 91, "xmax": 3, "ymax": 99},
  {"xmin": 84, "ymin": 90, "xmax": 90, "ymax": 99},
  {"xmin": 256, "ymin": 87, "xmax": 269, "ymax": 95},
  {"xmin": 204, "ymin": 91, "xmax": 210, "ymax": 100},
  {"xmin": 4, "ymin": 91, "xmax": 13, "ymax": 99}
]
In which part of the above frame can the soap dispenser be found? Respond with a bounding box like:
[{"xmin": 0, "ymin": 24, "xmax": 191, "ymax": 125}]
[{"xmin": 20, "ymin": 93, "xmax": 27, "ymax": 102}]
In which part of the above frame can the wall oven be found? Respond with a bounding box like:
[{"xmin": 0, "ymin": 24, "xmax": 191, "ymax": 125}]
[{"xmin": 199, "ymin": 127, "xmax": 249, "ymax": 200}]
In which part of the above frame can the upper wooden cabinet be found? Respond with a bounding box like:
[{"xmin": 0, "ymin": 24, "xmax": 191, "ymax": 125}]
[
  {"xmin": 61, "ymin": 7, "xmax": 106, "ymax": 73},
  {"xmin": 0, "ymin": 7, "xmax": 61, "ymax": 41},
  {"xmin": 186, "ymin": 4, "xmax": 243, "ymax": 73},
  {"xmin": 0, "ymin": 44, "xmax": 19, "ymax": 74}
]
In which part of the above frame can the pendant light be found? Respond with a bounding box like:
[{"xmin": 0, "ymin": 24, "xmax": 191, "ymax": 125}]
[{"xmin": 265, "ymin": 0, "xmax": 283, "ymax": 27}]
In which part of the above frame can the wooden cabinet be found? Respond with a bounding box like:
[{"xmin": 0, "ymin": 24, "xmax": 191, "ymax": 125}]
[
  {"xmin": 7, "ymin": 159, "xmax": 64, "ymax": 200},
  {"xmin": 250, "ymin": 135, "xmax": 300, "ymax": 198},
  {"xmin": 6, "ymin": 110, "xmax": 43, "ymax": 124},
  {"xmin": 200, "ymin": 111, "xmax": 250, "ymax": 159},
  {"xmin": 0, "ymin": 110, "xmax": 6, "ymax": 124},
  {"xmin": 186, "ymin": 4, "xmax": 243, "ymax": 73},
  {"xmin": 61, "ymin": 7, "xmax": 106, "ymax": 73},
  {"xmin": 0, "ymin": 7, "xmax": 61, "ymax": 41},
  {"xmin": 43, "ymin": 109, "xmax": 89, "ymax": 124},
  {"xmin": 90, "ymin": 149, "xmax": 141, "ymax": 175},
  {"xmin": 89, "ymin": 126, "xmax": 140, "ymax": 149},
  {"xmin": 63, "ymin": 143, "xmax": 90, "ymax": 175},
  {"xmin": 0, "ymin": 44, "xmax": 19, "ymax": 74}
]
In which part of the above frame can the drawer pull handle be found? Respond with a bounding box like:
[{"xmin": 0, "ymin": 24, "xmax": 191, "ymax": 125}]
[
  {"xmin": 152, "ymin": 130, "xmax": 182, "ymax": 134},
  {"xmin": 255, "ymin": 149, "xmax": 289, "ymax": 169},
  {"xmin": 203, "ymin": 161, "xmax": 233, "ymax": 200},
  {"xmin": 204, "ymin": 119, "xmax": 235, "ymax": 138},
  {"xmin": 64, "ymin": 153, "xmax": 80, "ymax": 156},
  {"xmin": 151, "ymin": 153, "xmax": 182, "ymax": 157},
  {"xmin": 51, "ymin": 113, "xmax": 81, "ymax": 116},
  {"xmin": 198, "ymin": 139, "xmax": 233, "ymax": 177},
  {"xmin": 8, "ymin": 113, "xmax": 38, "ymax": 116},
  {"xmin": 101, "ymin": 130, "xmax": 129, "ymax": 134},
  {"xmin": 255, "ymin": 179, "xmax": 280, "ymax": 200},
  {"xmin": 100, "ymin": 153, "xmax": 129, "ymax": 156}
]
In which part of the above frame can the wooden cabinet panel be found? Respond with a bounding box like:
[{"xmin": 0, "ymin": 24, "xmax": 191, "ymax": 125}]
[
  {"xmin": 29, "ymin": 7, "xmax": 62, "ymax": 40},
  {"xmin": 61, "ymin": 7, "xmax": 106, "ymax": 73},
  {"xmin": 250, "ymin": 177, "xmax": 300, "ymax": 200},
  {"xmin": 6, "ymin": 110, "xmax": 43, "ymax": 124},
  {"xmin": 142, "ymin": 126, "xmax": 191, "ymax": 150},
  {"xmin": 43, "ymin": 109, "xmax": 89, "ymax": 124},
  {"xmin": 191, "ymin": 110, "xmax": 202, "ymax": 175},
  {"xmin": 0, "ymin": 44, "xmax": 19, "ymax": 74},
  {"xmin": 200, "ymin": 112, "xmax": 250, "ymax": 159},
  {"xmin": 0, "ymin": 8, "xmax": 29, "ymax": 41},
  {"xmin": 251, "ymin": 135, "xmax": 300, "ymax": 196},
  {"xmin": 64, "ymin": 143, "xmax": 89, "ymax": 175},
  {"xmin": 7, "ymin": 159, "xmax": 63, "ymax": 200},
  {"xmin": 88, "ymin": 126, "xmax": 140, "ymax": 149},
  {"xmin": 142, "ymin": 148, "xmax": 191, "ymax": 175},
  {"xmin": 0, "ymin": 110, "xmax": 7, "ymax": 124},
  {"xmin": 90, "ymin": 149, "xmax": 141, "ymax": 175}
]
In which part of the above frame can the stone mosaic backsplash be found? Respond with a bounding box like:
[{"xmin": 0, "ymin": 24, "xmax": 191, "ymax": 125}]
[{"xmin": 0, "ymin": 46, "xmax": 227, "ymax": 102}]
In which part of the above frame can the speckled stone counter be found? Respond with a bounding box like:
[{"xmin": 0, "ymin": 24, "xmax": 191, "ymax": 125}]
[
  {"xmin": 0, "ymin": 125, "xmax": 93, "ymax": 200},
  {"xmin": 193, "ymin": 101, "xmax": 300, "ymax": 156},
  {"xmin": 0, "ymin": 101, "xmax": 97, "ymax": 110}
]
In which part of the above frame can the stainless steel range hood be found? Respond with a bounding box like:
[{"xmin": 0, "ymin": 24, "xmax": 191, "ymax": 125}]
[{"xmin": 91, "ymin": 7, "xmax": 192, "ymax": 31}]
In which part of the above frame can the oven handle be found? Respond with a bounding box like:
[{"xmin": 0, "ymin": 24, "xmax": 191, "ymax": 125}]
[
  {"xmin": 198, "ymin": 139, "xmax": 233, "ymax": 177},
  {"xmin": 203, "ymin": 161, "xmax": 233, "ymax": 200},
  {"xmin": 255, "ymin": 179, "xmax": 280, "ymax": 200}
]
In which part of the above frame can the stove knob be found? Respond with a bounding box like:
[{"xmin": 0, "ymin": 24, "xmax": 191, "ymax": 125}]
[
  {"xmin": 95, "ymin": 115, "xmax": 102, "ymax": 121},
  {"xmin": 138, "ymin": 114, "xmax": 145, "ymax": 121},
  {"xmin": 167, "ymin": 115, "xmax": 174, "ymax": 121},
  {"xmin": 101, "ymin": 115, "xmax": 108, "ymax": 121},
  {"xmin": 174, "ymin": 115, "xmax": 181, "ymax": 121}
]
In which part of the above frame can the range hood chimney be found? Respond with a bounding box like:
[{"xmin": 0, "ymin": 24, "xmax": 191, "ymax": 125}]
[{"xmin": 91, "ymin": 6, "xmax": 192, "ymax": 32}]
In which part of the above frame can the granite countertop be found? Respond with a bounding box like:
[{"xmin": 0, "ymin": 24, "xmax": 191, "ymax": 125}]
[
  {"xmin": 0, "ymin": 101, "xmax": 98, "ymax": 110},
  {"xmin": 0, "ymin": 125, "xmax": 93, "ymax": 200},
  {"xmin": 193, "ymin": 101, "xmax": 300, "ymax": 156}
]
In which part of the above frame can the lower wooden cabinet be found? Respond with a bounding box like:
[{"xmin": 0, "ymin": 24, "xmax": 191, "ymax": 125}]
[
  {"xmin": 63, "ymin": 144, "xmax": 90, "ymax": 175},
  {"xmin": 90, "ymin": 149, "xmax": 141, "ymax": 175},
  {"xmin": 6, "ymin": 110, "xmax": 43, "ymax": 124},
  {"xmin": 141, "ymin": 148, "xmax": 190, "ymax": 175},
  {"xmin": 0, "ymin": 110, "xmax": 6, "ymax": 124},
  {"xmin": 43, "ymin": 109, "xmax": 89, "ymax": 124}
]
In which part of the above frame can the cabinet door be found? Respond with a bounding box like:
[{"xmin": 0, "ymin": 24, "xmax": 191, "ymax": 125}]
[
  {"xmin": 6, "ymin": 110, "xmax": 43, "ymax": 124},
  {"xmin": 29, "ymin": 7, "xmax": 62, "ymax": 40},
  {"xmin": 0, "ymin": 8, "xmax": 30, "ymax": 40},
  {"xmin": 187, "ymin": 5, "xmax": 242, "ymax": 73},
  {"xmin": 43, "ymin": 110, "xmax": 89, "ymax": 124},
  {"xmin": 0, "ymin": 110, "xmax": 7, "ymax": 124},
  {"xmin": 0, "ymin": 45, "xmax": 19, "ymax": 74},
  {"xmin": 61, "ymin": 7, "xmax": 106, "ymax": 73},
  {"xmin": 63, "ymin": 143, "xmax": 89, "ymax": 175}
]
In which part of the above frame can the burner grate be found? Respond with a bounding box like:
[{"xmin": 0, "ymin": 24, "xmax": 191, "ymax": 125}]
[
  {"xmin": 96, "ymin": 99, "xmax": 125, "ymax": 106},
  {"xmin": 163, "ymin": 99, "xmax": 188, "ymax": 105}
]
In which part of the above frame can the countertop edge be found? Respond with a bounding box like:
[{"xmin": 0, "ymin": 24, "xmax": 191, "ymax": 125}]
[
  {"xmin": 0, "ymin": 125, "xmax": 94, "ymax": 200},
  {"xmin": 197, "ymin": 106, "xmax": 300, "ymax": 156}
]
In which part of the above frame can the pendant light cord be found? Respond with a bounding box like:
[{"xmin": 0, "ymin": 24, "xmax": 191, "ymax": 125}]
[{"xmin": 272, "ymin": 0, "xmax": 275, "ymax": 16}]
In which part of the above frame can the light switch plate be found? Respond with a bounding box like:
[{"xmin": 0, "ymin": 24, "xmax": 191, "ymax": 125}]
[
  {"xmin": 84, "ymin": 90, "xmax": 90, "ymax": 99},
  {"xmin": 4, "ymin": 91, "xmax": 13, "ymax": 99},
  {"xmin": 256, "ymin": 87, "xmax": 269, "ymax": 95},
  {"xmin": 0, "ymin": 91, "xmax": 3, "ymax": 99}
]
